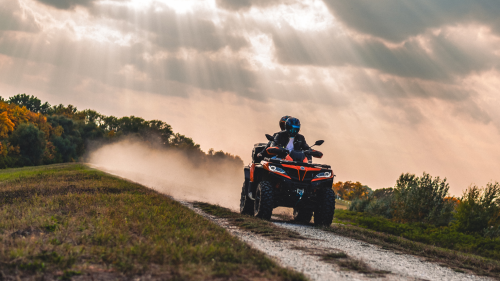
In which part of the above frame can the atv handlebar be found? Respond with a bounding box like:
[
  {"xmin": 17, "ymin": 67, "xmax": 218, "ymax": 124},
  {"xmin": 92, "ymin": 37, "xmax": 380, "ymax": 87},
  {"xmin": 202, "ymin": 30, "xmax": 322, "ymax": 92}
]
[
  {"xmin": 266, "ymin": 147, "xmax": 323, "ymax": 159},
  {"xmin": 266, "ymin": 147, "xmax": 288, "ymax": 157}
]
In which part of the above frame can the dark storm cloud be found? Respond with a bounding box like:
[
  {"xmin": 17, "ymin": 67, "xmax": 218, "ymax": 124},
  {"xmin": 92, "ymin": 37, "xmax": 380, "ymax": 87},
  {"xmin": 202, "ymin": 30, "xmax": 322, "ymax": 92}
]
[
  {"xmin": 322, "ymin": 0, "xmax": 500, "ymax": 42},
  {"xmin": 216, "ymin": 0, "xmax": 291, "ymax": 11},
  {"xmin": 35, "ymin": 0, "xmax": 96, "ymax": 10},
  {"xmin": 272, "ymin": 24, "xmax": 499, "ymax": 82},
  {"xmin": 92, "ymin": 3, "xmax": 247, "ymax": 52}
]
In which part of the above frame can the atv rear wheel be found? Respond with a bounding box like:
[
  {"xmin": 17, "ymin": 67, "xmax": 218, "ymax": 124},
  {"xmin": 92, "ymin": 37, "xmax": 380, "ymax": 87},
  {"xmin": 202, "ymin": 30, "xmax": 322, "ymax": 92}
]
[
  {"xmin": 254, "ymin": 181, "xmax": 273, "ymax": 220},
  {"xmin": 240, "ymin": 181, "xmax": 254, "ymax": 215},
  {"xmin": 293, "ymin": 208, "xmax": 313, "ymax": 223},
  {"xmin": 314, "ymin": 188, "xmax": 335, "ymax": 226}
]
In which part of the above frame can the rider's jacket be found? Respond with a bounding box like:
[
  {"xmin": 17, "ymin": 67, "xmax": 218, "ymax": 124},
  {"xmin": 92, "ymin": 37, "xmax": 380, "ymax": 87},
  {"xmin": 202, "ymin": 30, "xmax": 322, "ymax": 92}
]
[{"xmin": 271, "ymin": 131, "xmax": 310, "ymax": 151}]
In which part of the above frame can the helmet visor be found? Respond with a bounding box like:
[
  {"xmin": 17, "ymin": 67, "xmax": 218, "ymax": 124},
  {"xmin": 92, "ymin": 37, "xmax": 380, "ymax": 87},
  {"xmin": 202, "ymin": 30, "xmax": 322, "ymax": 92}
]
[{"xmin": 288, "ymin": 125, "xmax": 300, "ymax": 137}]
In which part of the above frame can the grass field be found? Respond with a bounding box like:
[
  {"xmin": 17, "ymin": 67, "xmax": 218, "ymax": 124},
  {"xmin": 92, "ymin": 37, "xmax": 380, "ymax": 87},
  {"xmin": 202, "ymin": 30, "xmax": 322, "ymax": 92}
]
[
  {"xmin": 335, "ymin": 199, "xmax": 350, "ymax": 210},
  {"xmin": 0, "ymin": 163, "xmax": 306, "ymax": 280},
  {"xmin": 330, "ymin": 210, "xmax": 500, "ymax": 278}
]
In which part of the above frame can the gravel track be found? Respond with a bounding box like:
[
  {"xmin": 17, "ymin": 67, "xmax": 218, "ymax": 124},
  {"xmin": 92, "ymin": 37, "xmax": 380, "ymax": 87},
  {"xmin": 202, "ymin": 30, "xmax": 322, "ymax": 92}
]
[
  {"xmin": 91, "ymin": 166, "xmax": 491, "ymax": 281},
  {"xmin": 180, "ymin": 202, "xmax": 491, "ymax": 281}
]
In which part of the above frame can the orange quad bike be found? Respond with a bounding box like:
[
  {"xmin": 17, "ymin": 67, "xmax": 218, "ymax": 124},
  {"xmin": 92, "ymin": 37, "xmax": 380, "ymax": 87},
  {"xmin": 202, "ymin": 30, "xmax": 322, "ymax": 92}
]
[{"xmin": 241, "ymin": 134, "xmax": 336, "ymax": 226}]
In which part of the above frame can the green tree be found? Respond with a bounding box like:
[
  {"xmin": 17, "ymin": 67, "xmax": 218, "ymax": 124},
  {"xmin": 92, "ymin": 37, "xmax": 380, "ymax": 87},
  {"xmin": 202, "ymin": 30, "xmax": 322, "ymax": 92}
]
[
  {"xmin": 8, "ymin": 94, "xmax": 51, "ymax": 114},
  {"xmin": 47, "ymin": 104, "xmax": 79, "ymax": 118},
  {"xmin": 170, "ymin": 133, "xmax": 200, "ymax": 150},
  {"xmin": 9, "ymin": 123, "xmax": 45, "ymax": 166},
  {"xmin": 392, "ymin": 172, "xmax": 452, "ymax": 225},
  {"xmin": 47, "ymin": 115, "xmax": 83, "ymax": 161},
  {"xmin": 455, "ymin": 183, "xmax": 500, "ymax": 235}
]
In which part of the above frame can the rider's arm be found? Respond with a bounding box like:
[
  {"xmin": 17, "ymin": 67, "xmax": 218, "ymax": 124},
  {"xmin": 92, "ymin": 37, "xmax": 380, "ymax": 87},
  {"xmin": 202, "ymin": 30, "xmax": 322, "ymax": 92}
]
[
  {"xmin": 300, "ymin": 135, "xmax": 310, "ymax": 150},
  {"xmin": 258, "ymin": 132, "xmax": 279, "ymax": 158}
]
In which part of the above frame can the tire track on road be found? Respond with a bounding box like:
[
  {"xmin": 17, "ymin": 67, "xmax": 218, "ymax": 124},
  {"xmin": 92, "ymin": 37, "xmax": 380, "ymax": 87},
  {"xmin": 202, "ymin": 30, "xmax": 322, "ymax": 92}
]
[{"xmin": 181, "ymin": 201, "xmax": 491, "ymax": 281}]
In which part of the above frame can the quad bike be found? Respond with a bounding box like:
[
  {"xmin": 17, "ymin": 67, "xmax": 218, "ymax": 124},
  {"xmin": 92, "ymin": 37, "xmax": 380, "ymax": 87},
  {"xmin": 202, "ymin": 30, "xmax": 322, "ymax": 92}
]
[{"xmin": 240, "ymin": 134, "xmax": 336, "ymax": 226}]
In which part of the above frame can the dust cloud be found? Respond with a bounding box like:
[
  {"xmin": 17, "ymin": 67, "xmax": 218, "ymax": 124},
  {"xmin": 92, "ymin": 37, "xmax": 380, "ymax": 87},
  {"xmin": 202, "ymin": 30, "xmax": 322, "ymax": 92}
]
[{"xmin": 87, "ymin": 139, "xmax": 243, "ymax": 210}]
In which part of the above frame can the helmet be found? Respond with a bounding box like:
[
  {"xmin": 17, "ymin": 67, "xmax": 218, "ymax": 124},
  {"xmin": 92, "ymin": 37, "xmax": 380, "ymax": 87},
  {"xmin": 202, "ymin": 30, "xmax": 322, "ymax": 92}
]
[
  {"xmin": 279, "ymin": 115, "xmax": 292, "ymax": 131},
  {"xmin": 285, "ymin": 117, "xmax": 300, "ymax": 137}
]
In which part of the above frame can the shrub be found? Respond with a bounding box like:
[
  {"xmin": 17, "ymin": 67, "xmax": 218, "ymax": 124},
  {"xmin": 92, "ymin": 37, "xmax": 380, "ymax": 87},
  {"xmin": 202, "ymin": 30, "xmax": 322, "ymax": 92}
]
[
  {"xmin": 365, "ymin": 196, "xmax": 394, "ymax": 219},
  {"xmin": 454, "ymin": 182, "xmax": 500, "ymax": 235},
  {"xmin": 349, "ymin": 197, "xmax": 372, "ymax": 212},
  {"xmin": 392, "ymin": 172, "xmax": 453, "ymax": 226},
  {"xmin": 349, "ymin": 193, "xmax": 395, "ymax": 219}
]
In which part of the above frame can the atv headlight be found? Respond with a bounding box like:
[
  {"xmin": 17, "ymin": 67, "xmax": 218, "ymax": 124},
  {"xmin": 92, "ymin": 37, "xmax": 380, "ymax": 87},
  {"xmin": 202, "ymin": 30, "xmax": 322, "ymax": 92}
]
[
  {"xmin": 315, "ymin": 171, "xmax": 332, "ymax": 178},
  {"xmin": 269, "ymin": 165, "xmax": 286, "ymax": 174}
]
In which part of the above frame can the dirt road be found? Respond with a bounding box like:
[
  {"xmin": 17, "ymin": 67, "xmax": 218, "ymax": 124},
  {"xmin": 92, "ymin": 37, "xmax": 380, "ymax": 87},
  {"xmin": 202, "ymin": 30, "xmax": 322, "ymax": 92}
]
[
  {"xmin": 91, "ymin": 165, "xmax": 490, "ymax": 280},
  {"xmin": 182, "ymin": 201, "xmax": 491, "ymax": 281}
]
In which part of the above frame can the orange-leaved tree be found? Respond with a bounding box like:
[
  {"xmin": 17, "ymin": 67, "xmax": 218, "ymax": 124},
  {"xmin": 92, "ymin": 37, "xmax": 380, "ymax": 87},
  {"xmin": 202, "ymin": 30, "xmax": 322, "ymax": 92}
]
[{"xmin": 333, "ymin": 181, "xmax": 371, "ymax": 200}]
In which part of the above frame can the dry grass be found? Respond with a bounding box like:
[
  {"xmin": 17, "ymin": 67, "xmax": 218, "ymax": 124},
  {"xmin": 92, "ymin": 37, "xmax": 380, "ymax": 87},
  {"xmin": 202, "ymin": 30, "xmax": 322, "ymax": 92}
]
[
  {"xmin": 335, "ymin": 199, "xmax": 350, "ymax": 210},
  {"xmin": 323, "ymin": 223, "xmax": 500, "ymax": 278},
  {"xmin": 0, "ymin": 163, "xmax": 306, "ymax": 281},
  {"xmin": 193, "ymin": 202, "xmax": 304, "ymax": 241}
]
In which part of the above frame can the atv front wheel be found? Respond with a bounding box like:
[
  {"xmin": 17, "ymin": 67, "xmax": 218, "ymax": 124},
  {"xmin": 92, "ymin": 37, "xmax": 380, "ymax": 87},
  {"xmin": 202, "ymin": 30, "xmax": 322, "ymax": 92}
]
[
  {"xmin": 240, "ymin": 181, "xmax": 254, "ymax": 215},
  {"xmin": 254, "ymin": 181, "xmax": 273, "ymax": 220},
  {"xmin": 293, "ymin": 208, "xmax": 313, "ymax": 223},
  {"xmin": 314, "ymin": 188, "xmax": 335, "ymax": 226}
]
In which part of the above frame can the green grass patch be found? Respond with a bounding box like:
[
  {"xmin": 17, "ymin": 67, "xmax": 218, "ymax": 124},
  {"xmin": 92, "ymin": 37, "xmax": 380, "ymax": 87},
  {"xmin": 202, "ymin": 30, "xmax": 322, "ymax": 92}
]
[
  {"xmin": 334, "ymin": 210, "xmax": 500, "ymax": 260},
  {"xmin": 0, "ymin": 163, "xmax": 86, "ymax": 182},
  {"xmin": 327, "ymin": 212, "xmax": 500, "ymax": 278},
  {"xmin": 194, "ymin": 202, "xmax": 304, "ymax": 241},
  {"xmin": 0, "ymin": 163, "xmax": 306, "ymax": 280}
]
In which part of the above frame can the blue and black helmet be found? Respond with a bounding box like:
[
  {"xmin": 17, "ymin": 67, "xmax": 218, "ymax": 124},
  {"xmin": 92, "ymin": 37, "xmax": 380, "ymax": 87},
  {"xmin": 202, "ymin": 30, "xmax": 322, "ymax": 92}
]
[
  {"xmin": 285, "ymin": 117, "xmax": 300, "ymax": 137},
  {"xmin": 279, "ymin": 115, "xmax": 292, "ymax": 131}
]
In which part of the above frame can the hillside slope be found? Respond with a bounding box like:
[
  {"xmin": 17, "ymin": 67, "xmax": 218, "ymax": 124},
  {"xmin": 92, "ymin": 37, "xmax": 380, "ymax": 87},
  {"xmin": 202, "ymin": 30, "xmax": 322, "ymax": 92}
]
[{"xmin": 0, "ymin": 164, "xmax": 304, "ymax": 280}]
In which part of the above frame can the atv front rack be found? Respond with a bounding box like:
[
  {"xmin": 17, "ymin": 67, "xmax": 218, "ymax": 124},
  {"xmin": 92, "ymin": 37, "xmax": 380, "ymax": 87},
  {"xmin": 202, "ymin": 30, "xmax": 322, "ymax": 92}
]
[{"xmin": 263, "ymin": 158, "xmax": 331, "ymax": 169}]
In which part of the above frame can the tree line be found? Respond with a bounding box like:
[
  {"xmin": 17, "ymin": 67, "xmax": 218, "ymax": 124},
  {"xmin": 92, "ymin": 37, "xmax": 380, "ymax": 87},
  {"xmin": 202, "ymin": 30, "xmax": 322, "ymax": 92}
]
[{"xmin": 0, "ymin": 94, "xmax": 243, "ymax": 169}]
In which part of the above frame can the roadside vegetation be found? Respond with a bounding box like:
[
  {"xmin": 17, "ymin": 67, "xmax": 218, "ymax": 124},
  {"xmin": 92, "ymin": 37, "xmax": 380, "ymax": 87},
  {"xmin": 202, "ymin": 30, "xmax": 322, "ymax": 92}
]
[
  {"xmin": 324, "ymin": 221, "xmax": 500, "ymax": 278},
  {"xmin": 347, "ymin": 173, "xmax": 500, "ymax": 240},
  {"xmin": 0, "ymin": 164, "xmax": 305, "ymax": 280},
  {"xmin": 331, "ymin": 172, "xmax": 500, "ymax": 278},
  {"xmin": 0, "ymin": 94, "xmax": 242, "ymax": 169}
]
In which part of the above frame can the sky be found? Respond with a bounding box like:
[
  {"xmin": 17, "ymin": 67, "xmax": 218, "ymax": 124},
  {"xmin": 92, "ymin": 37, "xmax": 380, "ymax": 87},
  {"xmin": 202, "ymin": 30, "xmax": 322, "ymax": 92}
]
[{"xmin": 1, "ymin": 0, "xmax": 500, "ymax": 195}]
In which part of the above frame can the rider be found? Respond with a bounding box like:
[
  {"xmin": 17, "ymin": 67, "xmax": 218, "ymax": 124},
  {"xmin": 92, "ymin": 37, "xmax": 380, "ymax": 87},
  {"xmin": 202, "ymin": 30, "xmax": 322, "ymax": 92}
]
[
  {"xmin": 279, "ymin": 115, "xmax": 291, "ymax": 131},
  {"xmin": 271, "ymin": 117, "xmax": 309, "ymax": 152},
  {"xmin": 256, "ymin": 115, "xmax": 292, "ymax": 160}
]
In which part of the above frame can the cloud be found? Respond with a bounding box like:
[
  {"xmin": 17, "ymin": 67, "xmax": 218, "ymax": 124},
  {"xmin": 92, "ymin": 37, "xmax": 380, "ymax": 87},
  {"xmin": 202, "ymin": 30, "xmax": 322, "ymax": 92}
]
[
  {"xmin": 92, "ymin": 2, "xmax": 247, "ymax": 52},
  {"xmin": 216, "ymin": 0, "xmax": 291, "ymax": 11},
  {"xmin": 35, "ymin": 0, "xmax": 96, "ymax": 10},
  {"xmin": 322, "ymin": 0, "xmax": 500, "ymax": 42},
  {"xmin": 272, "ymin": 23, "xmax": 500, "ymax": 81},
  {"xmin": 0, "ymin": 0, "xmax": 40, "ymax": 32},
  {"xmin": 0, "ymin": 26, "xmax": 262, "ymax": 100}
]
